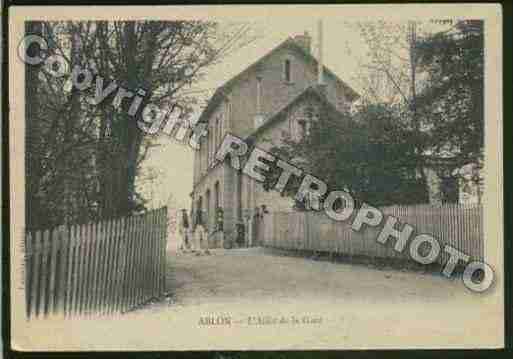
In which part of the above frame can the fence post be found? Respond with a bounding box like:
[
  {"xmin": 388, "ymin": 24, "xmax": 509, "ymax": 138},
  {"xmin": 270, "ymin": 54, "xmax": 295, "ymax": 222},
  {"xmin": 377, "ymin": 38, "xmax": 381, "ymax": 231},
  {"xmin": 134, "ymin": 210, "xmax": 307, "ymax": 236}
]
[
  {"xmin": 113, "ymin": 218, "xmax": 126, "ymax": 314},
  {"xmin": 122, "ymin": 217, "xmax": 133, "ymax": 313},
  {"xmin": 145, "ymin": 212, "xmax": 153, "ymax": 302},
  {"xmin": 89, "ymin": 222, "xmax": 100, "ymax": 316},
  {"xmin": 145, "ymin": 212, "xmax": 154, "ymax": 302},
  {"xmin": 160, "ymin": 207, "xmax": 168, "ymax": 297},
  {"xmin": 83, "ymin": 223, "xmax": 93, "ymax": 316},
  {"xmin": 126, "ymin": 216, "xmax": 137, "ymax": 312},
  {"xmin": 55, "ymin": 225, "xmax": 68, "ymax": 316},
  {"xmin": 153, "ymin": 211, "xmax": 160, "ymax": 299},
  {"xmin": 26, "ymin": 232, "xmax": 36, "ymax": 319},
  {"xmin": 110, "ymin": 218, "xmax": 122, "ymax": 314},
  {"xmin": 150, "ymin": 210, "xmax": 158, "ymax": 300},
  {"xmin": 129, "ymin": 216, "xmax": 139, "ymax": 309},
  {"xmin": 94, "ymin": 221, "xmax": 105, "ymax": 315},
  {"xmin": 77, "ymin": 225, "xmax": 89, "ymax": 316},
  {"xmin": 99, "ymin": 219, "xmax": 111, "ymax": 315},
  {"xmin": 66, "ymin": 225, "xmax": 77, "ymax": 317},
  {"xmin": 26, "ymin": 206, "xmax": 185, "ymax": 318},
  {"xmin": 40, "ymin": 230, "xmax": 52, "ymax": 317},
  {"xmin": 25, "ymin": 232, "xmax": 32, "ymax": 319}
]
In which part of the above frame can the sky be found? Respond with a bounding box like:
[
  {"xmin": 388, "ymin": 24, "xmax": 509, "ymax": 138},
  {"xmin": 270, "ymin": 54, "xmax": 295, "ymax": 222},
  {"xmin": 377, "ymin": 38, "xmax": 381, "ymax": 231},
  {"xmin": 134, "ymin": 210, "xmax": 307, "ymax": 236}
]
[
  {"xmin": 135, "ymin": 18, "xmax": 447, "ymax": 212},
  {"xmin": 136, "ymin": 19, "xmax": 366, "ymax": 212}
]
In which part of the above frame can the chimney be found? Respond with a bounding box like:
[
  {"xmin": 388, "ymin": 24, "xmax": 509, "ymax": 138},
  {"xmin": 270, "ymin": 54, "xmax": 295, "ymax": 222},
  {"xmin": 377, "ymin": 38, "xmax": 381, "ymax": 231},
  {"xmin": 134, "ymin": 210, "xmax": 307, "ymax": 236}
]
[
  {"xmin": 293, "ymin": 31, "xmax": 311, "ymax": 54},
  {"xmin": 317, "ymin": 19, "xmax": 324, "ymax": 86}
]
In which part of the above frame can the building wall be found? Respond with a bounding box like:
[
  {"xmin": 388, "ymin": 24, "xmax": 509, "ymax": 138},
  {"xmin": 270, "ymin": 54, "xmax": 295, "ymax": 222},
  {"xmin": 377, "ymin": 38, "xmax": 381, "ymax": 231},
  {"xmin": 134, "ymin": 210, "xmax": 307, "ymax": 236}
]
[
  {"xmin": 242, "ymin": 95, "xmax": 327, "ymax": 216},
  {"xmin": 191, "ymin": 161, "xmax": 226, "ymax": 247},
  {"xmin": 193, "ymin": 101, "xmax": 231, "ymax": 186},
  {"xmin": 227, "ymin": 45, "xmax": 347, "ymax": 138},
  {"xmin": 191, "ymin": 40, "xmax": 352, "ymax": 247},
  {"xmin": 458, "ymin": 163, "xmax": 482, "ymax": 204},
  {"xmin": 424, "ymin": 164, "xmax": 482, "ymax": 205}
]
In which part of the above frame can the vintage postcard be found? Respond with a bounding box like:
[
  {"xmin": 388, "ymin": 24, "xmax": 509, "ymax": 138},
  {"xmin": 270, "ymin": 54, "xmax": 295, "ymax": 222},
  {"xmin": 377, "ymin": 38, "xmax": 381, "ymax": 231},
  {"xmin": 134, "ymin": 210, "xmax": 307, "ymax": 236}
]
[{"xmin": 8, "ymin": 4, "xmax": 503, "ymax": 351}]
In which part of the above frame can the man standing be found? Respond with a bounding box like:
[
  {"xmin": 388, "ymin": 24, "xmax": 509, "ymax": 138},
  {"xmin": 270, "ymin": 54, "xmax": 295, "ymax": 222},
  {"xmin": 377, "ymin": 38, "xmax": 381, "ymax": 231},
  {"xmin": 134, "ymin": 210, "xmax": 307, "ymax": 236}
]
[{"xmin": 178, "ymin": 209, "xmax": 190, "ymax": 252}]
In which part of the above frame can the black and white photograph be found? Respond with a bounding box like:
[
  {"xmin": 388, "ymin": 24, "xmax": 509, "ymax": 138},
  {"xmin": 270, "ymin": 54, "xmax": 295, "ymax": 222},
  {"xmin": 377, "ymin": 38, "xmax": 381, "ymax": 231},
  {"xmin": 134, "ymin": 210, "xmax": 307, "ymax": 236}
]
[{"xmin": 7, "ymin": 4, "xmax": 504, "ymax": 351}]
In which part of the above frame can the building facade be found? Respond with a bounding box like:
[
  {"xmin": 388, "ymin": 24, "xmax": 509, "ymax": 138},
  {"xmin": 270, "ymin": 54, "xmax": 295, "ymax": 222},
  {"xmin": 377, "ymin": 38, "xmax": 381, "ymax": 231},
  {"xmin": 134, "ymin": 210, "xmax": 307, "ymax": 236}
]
[{"xmin": 190, "ymin": 32, "xmax": 359, "ymax": 248}]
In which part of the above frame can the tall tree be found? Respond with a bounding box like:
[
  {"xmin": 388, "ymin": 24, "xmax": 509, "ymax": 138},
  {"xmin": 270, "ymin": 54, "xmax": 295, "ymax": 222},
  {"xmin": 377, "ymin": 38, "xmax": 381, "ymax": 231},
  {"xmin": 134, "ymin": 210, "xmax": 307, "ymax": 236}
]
[
  {"xmin": 349, "ymin": 20, "xmax": 484, "ymax": 203},
  {"xmin": 25, "ymin": 20, "xmax": 255, "ymax": 228},
  {"xmin": 416, "ymin": 20, "xmax": 484, "ymax": 201},
  {"xmin": 25, "ymin": 21, "xmax": 44, "ymax": 229},
  {"xmin": 264, "ymin": 20, "xmax": 484, "ymax": 207},
  {"xmin": 263, "ymin": 101, "xmax": 425, "ymax": 208}
]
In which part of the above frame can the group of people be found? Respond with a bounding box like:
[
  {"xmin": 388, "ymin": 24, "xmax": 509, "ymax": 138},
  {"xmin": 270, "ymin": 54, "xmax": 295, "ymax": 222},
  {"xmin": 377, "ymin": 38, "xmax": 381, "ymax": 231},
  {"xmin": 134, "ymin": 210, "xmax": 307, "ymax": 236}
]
[
  {"xmin": 176, "ymin": 205, "xmax": 269, "ymax": 252},
  {"xmin": 177, "ymin": 208, "xmax": 210, "ymax": 255}
]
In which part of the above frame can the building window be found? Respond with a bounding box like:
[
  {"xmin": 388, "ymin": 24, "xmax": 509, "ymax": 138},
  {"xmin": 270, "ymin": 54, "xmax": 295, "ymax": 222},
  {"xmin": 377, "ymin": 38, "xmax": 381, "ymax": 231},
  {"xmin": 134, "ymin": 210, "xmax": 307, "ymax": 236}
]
[
  {"xmin": 205, "ymin": 189, "xmax": 211, "ymax": 231},
  {"xmin": 202, "ymin": 136, "xmax": 207, "ymax": 174},
  {"xmin": 304, "ymin": 106, "xmax": 314, "ymax": 120},
  {"xmin": 211, "ymin": 127, "xmax": 214, "ymax": 166},
  {"xmin": 197, "ymin": 196, "xmax": 203, "ymax": 226},
  {"xmin": 256, "ymin": 76, "xmax": 262, "ymax": 114},
  {"xmin": 207, "ymin": 126, "xmax": 210, "ymax": 166},
  {"xmin": 208, "ymin": 122, "xmax": 214, "ymax": 167},
  {"xmin": 297, "ymin": 119, "xmax": 307, "ymax": 138},
  {"xmin": 211, "ymin": 121, "xmax": 216, "ymax": 166},
  {"xmin": 216, "ymin": 116, "xmax": 222, "ymax": 157},
  {"xmin": 225, "ymin": 99, "xmax": 231, "ymax": 131},
  {"xmin": 215, "ymin": 181, "xmax": 220, "ymax": 209},
  {"xmin": 284, "ymin": 59, "xmax": 291, "ymax": 83}
]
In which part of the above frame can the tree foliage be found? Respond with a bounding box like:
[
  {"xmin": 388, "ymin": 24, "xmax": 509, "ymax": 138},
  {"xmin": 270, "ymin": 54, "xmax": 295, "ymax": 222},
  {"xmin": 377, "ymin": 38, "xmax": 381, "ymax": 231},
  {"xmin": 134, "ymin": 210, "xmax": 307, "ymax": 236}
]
[
  {"xmin": 26, "ymin": 20, "xmax": 254, "ymax": 229},
  {"xmin": 416, "ymin": 20, "xmax": 484, "ymax": 170},
  {"xmin": 265, "ymin": 20, "xmax": 483, "ymax": 207},
  {"xmin": 265, "ymin": 102, "xmax": 428, "ymax": 208}
]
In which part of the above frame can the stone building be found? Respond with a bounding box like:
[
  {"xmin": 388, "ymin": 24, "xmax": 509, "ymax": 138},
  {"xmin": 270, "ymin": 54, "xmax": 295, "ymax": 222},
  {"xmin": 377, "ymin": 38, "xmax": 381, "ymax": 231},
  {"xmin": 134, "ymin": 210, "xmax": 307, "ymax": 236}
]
[{"xmin": 190, "ymin": 30, "xmax": 359, "ymax": 248}]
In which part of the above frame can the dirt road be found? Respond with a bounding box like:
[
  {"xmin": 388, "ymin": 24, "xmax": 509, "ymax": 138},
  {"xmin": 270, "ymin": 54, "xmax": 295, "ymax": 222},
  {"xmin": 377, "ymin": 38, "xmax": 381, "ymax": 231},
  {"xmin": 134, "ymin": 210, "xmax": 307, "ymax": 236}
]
[
  {"xmin": 19, "ymin": 247, "xmax": 503, "ymax": 351},
  {"xmin": 166, "ymin": 247, "xmax": 474, "ymax": 306}
]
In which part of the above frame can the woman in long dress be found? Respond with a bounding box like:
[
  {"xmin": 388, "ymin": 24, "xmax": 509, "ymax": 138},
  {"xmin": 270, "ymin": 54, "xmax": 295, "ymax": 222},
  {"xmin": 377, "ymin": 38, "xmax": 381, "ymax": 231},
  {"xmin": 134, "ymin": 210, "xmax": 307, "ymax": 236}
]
[{"xmin": 192, "ymin": 209, "xmax": 209, "ymax": 254}]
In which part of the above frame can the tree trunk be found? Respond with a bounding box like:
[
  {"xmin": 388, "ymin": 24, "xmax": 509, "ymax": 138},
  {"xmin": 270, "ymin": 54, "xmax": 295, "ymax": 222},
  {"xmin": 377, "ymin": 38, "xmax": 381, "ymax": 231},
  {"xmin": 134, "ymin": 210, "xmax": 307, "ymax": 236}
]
[{"xmin": 25, "ymin": 21, "xmax": 43, "ymax": 229}]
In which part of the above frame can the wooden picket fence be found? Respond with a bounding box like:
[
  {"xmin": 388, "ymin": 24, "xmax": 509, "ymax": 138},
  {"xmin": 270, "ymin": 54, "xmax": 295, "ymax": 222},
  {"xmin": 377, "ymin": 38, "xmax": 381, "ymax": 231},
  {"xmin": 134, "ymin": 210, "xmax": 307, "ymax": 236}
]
[
  {"xmin": 24, "ymin": 207, "xmax": 168, "ymax": 319},
  {"xmin": 261, "ymin": 203, "xmax": 483, "ymax": 267}
]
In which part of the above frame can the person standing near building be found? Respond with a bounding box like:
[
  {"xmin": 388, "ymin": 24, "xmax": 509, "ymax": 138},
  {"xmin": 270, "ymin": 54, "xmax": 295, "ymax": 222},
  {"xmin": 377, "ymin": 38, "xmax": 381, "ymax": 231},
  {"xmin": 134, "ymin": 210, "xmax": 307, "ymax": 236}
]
[
  {"xmin": 178, "ymin": 209, "xmax": 190, "ymax": 252},
  {"xmin": 252, "ymin": 206, "xmax": 261, "ymax": 247},
  {"xmin": 193, "ymin": 208, "xmax": 210, "ymax": 255}
]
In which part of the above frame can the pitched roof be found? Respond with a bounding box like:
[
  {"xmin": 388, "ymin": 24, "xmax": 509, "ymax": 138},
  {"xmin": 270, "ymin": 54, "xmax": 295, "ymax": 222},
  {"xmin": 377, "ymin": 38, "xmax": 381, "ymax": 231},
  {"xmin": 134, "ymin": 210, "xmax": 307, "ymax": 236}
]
[
  {"xmin": 247, "ymin": 84, "xmax": 352, "ymax": 141},
  {"xmin": 197, "ymin": 37, "xmax": 360, "ymax": 124}
]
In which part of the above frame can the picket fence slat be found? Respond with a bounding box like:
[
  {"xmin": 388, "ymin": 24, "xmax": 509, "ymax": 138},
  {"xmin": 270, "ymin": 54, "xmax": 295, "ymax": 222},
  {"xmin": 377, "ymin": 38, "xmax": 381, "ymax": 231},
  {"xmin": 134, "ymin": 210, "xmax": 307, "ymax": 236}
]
[
  {"xmin": 25, "ymin": 233, "xmax": 33, "ymax": 319},
  {"xmin": 65, "ymin": 226, "xmax": 75, "ymax": 317},
  {"xmin": 83, "ymin": 223, "xmax": 93, "ymax": 315},
  {"xmin": 47, "ymin": 229, "xmax": 59, "ymax": 315},
  {"xmin": 24, "ymin": 207, "xmax": 168, "ymax": 319}
]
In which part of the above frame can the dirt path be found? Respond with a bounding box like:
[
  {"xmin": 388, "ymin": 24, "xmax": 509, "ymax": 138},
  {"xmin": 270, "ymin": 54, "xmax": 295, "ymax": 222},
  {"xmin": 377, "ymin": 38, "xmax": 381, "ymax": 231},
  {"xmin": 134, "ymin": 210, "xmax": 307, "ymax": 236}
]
[
  {"xmin": 166, "ymin": 247, "xmax": 477, "ymax": 307},
  {"xmin": 18, "ymin": 247, "xmax": 503, "ymax": 351}
]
